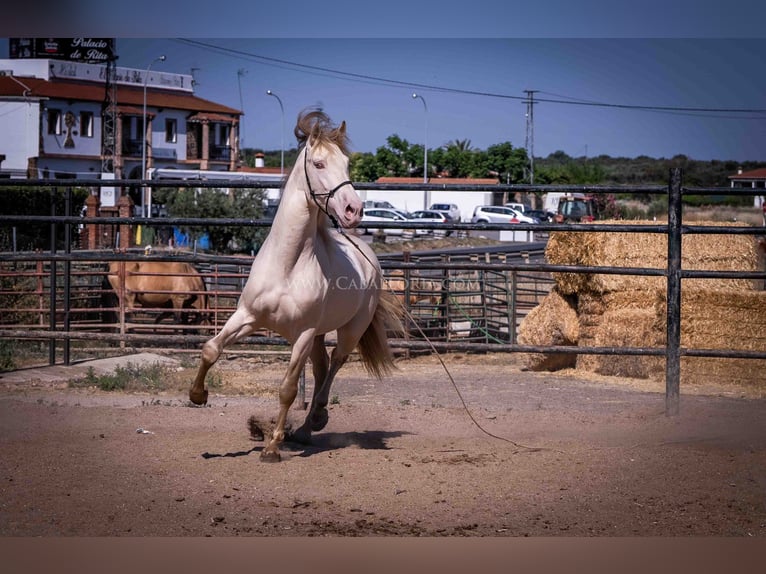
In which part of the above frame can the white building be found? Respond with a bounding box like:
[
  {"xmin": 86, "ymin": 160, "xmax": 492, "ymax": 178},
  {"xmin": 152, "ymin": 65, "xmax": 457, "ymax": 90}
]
[{"xmin": 0, "ymin": 56, "xmax": 252, "ymax": 212}]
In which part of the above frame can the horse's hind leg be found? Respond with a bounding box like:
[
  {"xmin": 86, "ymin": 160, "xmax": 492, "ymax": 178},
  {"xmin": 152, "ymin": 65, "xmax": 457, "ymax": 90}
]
[
  {"xmin": 189, "ymin": 307, "xmax": 257, "ymax": 405},
  {"xmin": 291, "ymin": 335, "xmax": 331, "ymax": 444},
  {"xmin": 291, "ymin": 326, "xmax": 362, "ymax": 444},
  {"xmin": 308, "ymin": 347, "xmax": 348, "ymax": 431},
  {"xmin": 261, "ymin": 329, "xmax": 316, "ymax": 462}
]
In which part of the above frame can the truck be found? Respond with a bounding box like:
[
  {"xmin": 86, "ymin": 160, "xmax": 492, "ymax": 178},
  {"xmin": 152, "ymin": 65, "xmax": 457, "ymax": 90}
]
[{"xmin": 543, "ymin": 192, "xmax": 597, "ymax": 223}]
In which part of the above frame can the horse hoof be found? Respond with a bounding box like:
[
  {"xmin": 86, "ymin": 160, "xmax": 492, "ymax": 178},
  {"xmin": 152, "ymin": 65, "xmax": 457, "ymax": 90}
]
[
  {"xmin": 289, "ymin": 427, "xmax": 312, "ymax": 445},
  {"xmin": 260, "ymin": 450, "xmax": 281, "ymax": 463},
  {"xmin": 189, "ymin": 388, "xmax": 208, "ymax": 405},
  {"xmin": 311, "ymin": 407, "xmax": 329, "ymax": 431}
]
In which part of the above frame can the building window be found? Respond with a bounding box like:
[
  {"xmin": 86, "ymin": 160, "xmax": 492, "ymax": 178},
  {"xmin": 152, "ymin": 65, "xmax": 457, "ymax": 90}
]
[
  {"xmin": 80, "ymin": 112, "xmax": 94, "ymax": 138},
  {"xmin": 218, "ymin": 124, "xmax": 230, "ymax": 146},
  {"xmin": 165, "ymin": 118, "xmax": 177, "ymax": 143},
  {"xmin": 47, "ymin": 109, "xmax": 62, "ymax": 135}
]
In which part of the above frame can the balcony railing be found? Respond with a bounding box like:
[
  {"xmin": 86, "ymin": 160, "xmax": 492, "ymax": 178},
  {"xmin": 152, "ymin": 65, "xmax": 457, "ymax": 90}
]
[{"xmin": 209, "ymin": 145, "xmax": 231, "ymax": 161}]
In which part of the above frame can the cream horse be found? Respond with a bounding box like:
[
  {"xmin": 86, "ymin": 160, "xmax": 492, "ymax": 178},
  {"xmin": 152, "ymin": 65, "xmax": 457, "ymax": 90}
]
[{"xmin": 189, "ymin": 110, "xmax": 402, "ymax": 462}]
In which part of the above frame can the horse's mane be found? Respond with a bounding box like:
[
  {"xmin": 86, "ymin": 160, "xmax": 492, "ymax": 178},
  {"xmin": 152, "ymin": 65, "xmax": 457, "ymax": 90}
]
[{"xmin": 293, "ymin": 109, "xmax": 350, "ymax": 156}]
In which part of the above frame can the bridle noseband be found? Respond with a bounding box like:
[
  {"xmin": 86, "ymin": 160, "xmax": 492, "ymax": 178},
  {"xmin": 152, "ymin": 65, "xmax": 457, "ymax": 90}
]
[{"xmin": 304, "ymin": 146, "xmax": 354, "ymax": 230}]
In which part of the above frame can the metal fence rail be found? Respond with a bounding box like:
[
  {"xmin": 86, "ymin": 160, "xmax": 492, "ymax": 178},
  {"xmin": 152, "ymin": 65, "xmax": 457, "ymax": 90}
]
[{"xmin": 1, "ymin": 169, "xmax": 765, "ymax": 415}]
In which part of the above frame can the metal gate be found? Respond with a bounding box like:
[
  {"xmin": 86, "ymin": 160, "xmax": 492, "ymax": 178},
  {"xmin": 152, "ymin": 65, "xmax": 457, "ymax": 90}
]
[{"xmin": 1, "ymin": 169, "xmax": 765, "ymax": 415}]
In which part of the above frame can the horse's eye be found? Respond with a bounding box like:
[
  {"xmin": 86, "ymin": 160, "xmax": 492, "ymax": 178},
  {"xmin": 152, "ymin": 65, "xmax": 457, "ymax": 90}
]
[{"xmin": 313, "ymin": 161, "xmax": 325, "ymax": 169}]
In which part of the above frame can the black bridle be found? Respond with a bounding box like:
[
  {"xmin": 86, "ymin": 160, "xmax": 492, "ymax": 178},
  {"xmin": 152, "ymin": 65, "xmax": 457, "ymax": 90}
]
[{"xmin": 303, "ymin": 145, "xmax": 354, "ymax": 230}]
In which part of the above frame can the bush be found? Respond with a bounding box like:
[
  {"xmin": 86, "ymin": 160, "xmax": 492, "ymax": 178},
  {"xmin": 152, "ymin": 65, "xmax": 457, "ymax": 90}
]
[{"xmin": 0, "ymin": 340, "xmax": 15, "ymax": 372}]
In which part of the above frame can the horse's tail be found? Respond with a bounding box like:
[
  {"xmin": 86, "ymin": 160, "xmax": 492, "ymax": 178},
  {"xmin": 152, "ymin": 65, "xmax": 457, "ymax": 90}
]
[{"xmin": 356, "ymin": 290, "xmax": 405, "ymax": 379}]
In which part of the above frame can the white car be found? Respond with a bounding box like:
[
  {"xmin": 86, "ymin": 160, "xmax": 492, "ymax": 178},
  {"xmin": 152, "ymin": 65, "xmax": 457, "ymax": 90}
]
[
  {"xmin": 361, "ymin": 208, "xmax": 411, "ymax": 235},
  {"xmin": 428, "ymin": 203, "xmax": 461, "ymax": 222},
  {"xmin": 504, "ymin": 202, "xmax": 531, "ymax": 214},
  {"xmin": 409, "ymin": 210, "xmax": 450, "ymax": 236},
  {"xmin": 471, "ymin": 205, "xmax": 539, "ymax": 224}
]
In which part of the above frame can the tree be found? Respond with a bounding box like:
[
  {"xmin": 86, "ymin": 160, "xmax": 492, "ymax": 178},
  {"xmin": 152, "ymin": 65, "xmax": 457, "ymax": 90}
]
[
  {"xmin": 349, "ymin": 152, "xmax": 381, "ymax": 182},
  {"xmin": 485, "ymin": 142, "xmax": 528, "ymax": 183},
  {"xmin": 438, "ymin": 139, "xmax": 477, "ymax": 178},
  {"xmin": 156, "ymin": 187, "xmax": 267, "ymax": 253},
  {"xmin": 376, "ymin": 135, "xmax": 415, "ymax": 177}
]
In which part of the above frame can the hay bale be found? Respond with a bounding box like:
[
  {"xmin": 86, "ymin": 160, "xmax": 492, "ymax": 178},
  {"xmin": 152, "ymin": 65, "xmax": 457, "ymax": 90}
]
[
  {"xmin": 656, "ymin": 289, "xmax": 766, "ymax": 387},
  {"xmin": 576, "ymin": 308, "xmax": 665, "ymax": 379},
  {"xmin": 518, "ymin": 288, "xmax": 579, "ymax": 371},
  {"xmin": 575, "ymin": 290, "xmax": 664, "ymax": 378},
  {"xmin": 546, "ymin": 220, "xmax": 763, "ymax": 294}
]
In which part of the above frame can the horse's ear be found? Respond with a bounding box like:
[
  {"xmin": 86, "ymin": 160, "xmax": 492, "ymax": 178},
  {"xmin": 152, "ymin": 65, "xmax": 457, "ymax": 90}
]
[{"xmin": 338, "ymin": 121, "xmax": 346, "ymax": 137}]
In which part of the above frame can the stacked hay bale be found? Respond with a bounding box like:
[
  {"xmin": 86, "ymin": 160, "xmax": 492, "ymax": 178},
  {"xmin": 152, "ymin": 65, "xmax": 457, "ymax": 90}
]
[
  {"xmin": 654, "ymin": 289, "xmax": 766, "ymax": 387},
  {"xmin": 517, "ymin": 287, "xmax": 579, "ymax": 371},
  {"xmin": 519, "ymin": 220, "xmax": 766, "ymax": 387}
]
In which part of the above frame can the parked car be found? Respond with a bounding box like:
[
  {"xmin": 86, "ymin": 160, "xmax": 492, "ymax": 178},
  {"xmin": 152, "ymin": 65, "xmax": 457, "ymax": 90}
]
[
  {"xmin": 504, "ymin": 202, "xmax": 531, "ymax": 214},
  {"xmin": 428, "ymin": 203, "xmax": 461, "ymax": 222},
  {"xmin": 361, "ymin": 208, "xmax": 411, "ymax": 235},
  {"xmin": 410, "ymin": 210, "xmax": 451, "ymax": 236},
  {"xmin": 471, "ymin": 205, "xmax": 539, "ymax": 224},
  {"xmin": 525, "ymin": 209, "xmax": 556, "ymax": 223},
  {"xmin": 363, "ymin": 200, "xmax": 398, "ymax": 210}
]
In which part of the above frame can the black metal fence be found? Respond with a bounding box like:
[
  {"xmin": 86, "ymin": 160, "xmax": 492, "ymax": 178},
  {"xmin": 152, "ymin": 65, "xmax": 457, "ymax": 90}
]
[{"xmin": 1, "ymin": 169, "xmax": 765, "ymax": 415}]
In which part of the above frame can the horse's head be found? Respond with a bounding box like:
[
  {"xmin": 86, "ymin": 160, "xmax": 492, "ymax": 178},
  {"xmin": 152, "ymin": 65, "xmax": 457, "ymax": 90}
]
[{"xmin": 296, "ymin": 111, "xmax": 363, "ymax": 228}]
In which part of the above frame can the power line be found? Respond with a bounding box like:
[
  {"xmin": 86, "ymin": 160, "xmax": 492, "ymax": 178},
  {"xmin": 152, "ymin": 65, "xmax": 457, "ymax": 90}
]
[{"xmin": 175, "ymin": 38, "xmax": 766, "ymax": 117}]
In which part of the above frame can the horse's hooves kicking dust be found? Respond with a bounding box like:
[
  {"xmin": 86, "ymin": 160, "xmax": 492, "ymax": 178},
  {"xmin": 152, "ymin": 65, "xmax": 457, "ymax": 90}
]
[
  {"xmin": 259, "ymin": 450, "xmax": 281, "ymax": 463},
  {"xmin": 247, "ymin": 415, "xmax": 265, "ymax": 441}
]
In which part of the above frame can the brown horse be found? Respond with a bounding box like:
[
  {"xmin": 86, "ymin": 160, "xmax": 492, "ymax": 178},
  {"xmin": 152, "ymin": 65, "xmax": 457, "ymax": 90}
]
[{"xmin": 106, "ymin": 261, "xmax": 209, "ymax": 326}]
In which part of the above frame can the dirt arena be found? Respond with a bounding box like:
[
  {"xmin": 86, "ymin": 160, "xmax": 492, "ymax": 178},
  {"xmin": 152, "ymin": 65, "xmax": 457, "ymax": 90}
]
[{"xmin": 0, "ymin": 352, "xmax": 764, "ymax": 537}]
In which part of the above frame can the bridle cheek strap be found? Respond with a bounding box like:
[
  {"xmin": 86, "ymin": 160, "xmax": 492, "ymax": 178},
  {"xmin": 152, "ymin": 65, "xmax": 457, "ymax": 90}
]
[{"xmin": 303, "ymin": 147, "xmax": 354, "ymax": 230}]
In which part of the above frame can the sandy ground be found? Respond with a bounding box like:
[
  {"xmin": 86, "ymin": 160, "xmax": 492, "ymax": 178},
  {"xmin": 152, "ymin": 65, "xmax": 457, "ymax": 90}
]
[{"xmin": 0, "ymin": 352, "xmax": 764, "ymax": 537}]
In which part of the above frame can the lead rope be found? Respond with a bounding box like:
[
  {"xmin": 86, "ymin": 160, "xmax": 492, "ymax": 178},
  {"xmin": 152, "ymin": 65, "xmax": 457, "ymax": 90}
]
[
  {"xmin": 305, "ymin": 147, "xmax": 553, "ymax": 453},
  {"xmin": 335, "ymin": 225, "xmax": 558, "ymax": 454}
]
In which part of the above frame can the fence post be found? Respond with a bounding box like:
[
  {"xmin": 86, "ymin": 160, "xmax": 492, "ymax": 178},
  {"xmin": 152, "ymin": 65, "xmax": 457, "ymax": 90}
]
[
  {"xmin": 48, "ymin": 187, "xmax": 57, "ymax": 366},
  {"xmin": 117, "ymin": 194, "xmax": 133, "ymax": 250},
  {"xmin": 84, "ymin": 192, "xmax": 99, "ymax": 250},
  {"xmin": 666, "ymin": 168, "xmax": 683, "ymax": 415},
  {"xmin": 63, "ymin": 187, "xmax": 72, "ymax": 365}
]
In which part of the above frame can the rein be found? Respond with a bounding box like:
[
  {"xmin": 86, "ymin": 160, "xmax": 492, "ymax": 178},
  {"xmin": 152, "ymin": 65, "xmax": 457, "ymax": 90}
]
[
  {"xmin": 300, "ymin": 142, "xmax": 554, "ymax": 453},
  {"xmin": 331, "ymin": 219, "xmax": 554, "ymax": 453}
]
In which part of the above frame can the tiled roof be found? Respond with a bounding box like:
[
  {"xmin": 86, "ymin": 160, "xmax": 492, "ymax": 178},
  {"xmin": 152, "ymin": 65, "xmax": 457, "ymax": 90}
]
[
  {"xmin": 729, "ymin": 168, "xmax": 766, "ymax": 180},
  {"xmin": 0, "ymin": 76, "xmax": 240, "ymax": 116},
  {"xmin": 187, "ymin": 112, "xmax": 239, "ymax": 123}
]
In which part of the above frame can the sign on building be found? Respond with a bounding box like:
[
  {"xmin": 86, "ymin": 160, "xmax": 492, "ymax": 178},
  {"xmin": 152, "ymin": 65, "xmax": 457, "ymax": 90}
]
[{"xmin": 9, "ymin": 38, "xmax": 115, "ymax": 63}]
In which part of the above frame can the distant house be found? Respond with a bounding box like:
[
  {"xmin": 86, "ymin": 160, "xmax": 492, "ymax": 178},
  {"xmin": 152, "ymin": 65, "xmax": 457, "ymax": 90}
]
[
  {"xmin": 0, "ymin": 57, "xmax": 247, "ymax": 214},
  {"xmin": 728, "ymin": 167, "xmax": 766, "ymax": 208}
]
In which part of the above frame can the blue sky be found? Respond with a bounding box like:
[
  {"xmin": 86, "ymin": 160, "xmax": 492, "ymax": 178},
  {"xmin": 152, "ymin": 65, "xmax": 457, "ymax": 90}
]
[{"xmin": 3, "ymin": 2, "xmax": 766, "ymax": 162}]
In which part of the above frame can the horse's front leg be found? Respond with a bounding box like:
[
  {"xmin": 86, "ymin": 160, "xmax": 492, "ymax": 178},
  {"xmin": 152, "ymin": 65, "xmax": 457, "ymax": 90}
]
[
  {"xmin": 261, "ymin": 329, "xmax": 316, "ymax": 462},
  {"xmin": 189, "ymin": 307, "xmax": 256, "ymax": 405}
]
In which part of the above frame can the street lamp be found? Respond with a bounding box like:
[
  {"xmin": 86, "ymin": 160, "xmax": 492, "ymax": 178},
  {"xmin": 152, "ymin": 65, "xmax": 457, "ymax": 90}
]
[
  {"xmin": 412, "ymin": 93, "xmax": 429, "ymax": 209},
  {"xmin": 141, "ymin": 55, "xmax": 165, "ymax": 219},
  {"xmin": 266, "ymin": 90, "xmax": 285, "ymax": 177}
]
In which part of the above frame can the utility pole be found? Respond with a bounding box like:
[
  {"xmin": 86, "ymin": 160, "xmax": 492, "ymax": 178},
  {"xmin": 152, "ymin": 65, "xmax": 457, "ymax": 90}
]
[
  {"xmin": 524, "ymin": 89, "xmax": 538, "ymax": 185},
  {"xmin": 237, "ymin": 69, "xmax": 248, "ymax": 164}
]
